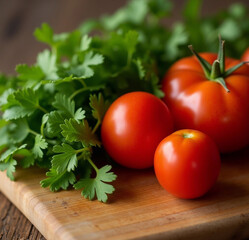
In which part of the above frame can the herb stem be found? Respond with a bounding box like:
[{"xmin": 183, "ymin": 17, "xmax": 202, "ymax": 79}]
[
  {"xmin": 92, "ymin": 120, "xmax": 101, "ymax": 134},
  {"xmin": 37, "ymin": 105, "xmax": 48, "ymax": 113},
  {"xmin": 79, "ymin": 79, "xmax": 87, "ymax": 88},
  {"xmin": 29, "ymin": 129, "xmax": 39, "ymax": 136},
  {"xmin": 76, "ymin": 147, "xmax": 91, "ymax": 154},
  {"xmin": 69, "ymin": 87, "xmax": 89, "ymax": 100},
  {"xmin": 87, "ymin": 157, "xmax": 99, "ymax": 173}
]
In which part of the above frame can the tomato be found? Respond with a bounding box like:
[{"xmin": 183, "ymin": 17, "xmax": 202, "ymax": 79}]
[
  {"xmin": 242, "ymin": 47, "xmax": 249, "ymax": 62},
  {"xmin": 162, "ymin": 52, "xmax": 249, "ymax": 153},
  {"xmin": 101, "ymin": 91, "xmax": 173, "ymax": 169},
  {"xmin": 154, "ymin": 129, "xmax": 221, "ymax": 199}
]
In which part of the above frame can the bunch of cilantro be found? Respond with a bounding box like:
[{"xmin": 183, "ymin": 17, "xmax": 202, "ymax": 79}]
[{"xmin": 0, "ymin": 0, "xmax": 249, "ymax": 202}]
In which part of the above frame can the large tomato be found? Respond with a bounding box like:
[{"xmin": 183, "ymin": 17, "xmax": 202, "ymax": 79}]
[
  {"xmin": 154, "ymin": 129, "xmax": 221, "ymax": 199},
  {"xmin": 101, "ymin": 91, "xmax": 173, "ymax": 169},
  {"xmin": 242, "ymin": 47, "xmax": 249, "ymax": 62},
  {"xmin": 162, "ymin": 51, "xmax": 249, "ymax": 153}
]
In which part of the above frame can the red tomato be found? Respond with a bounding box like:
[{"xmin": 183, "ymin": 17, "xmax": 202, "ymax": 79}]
[
  {"xmin": 162, "ymin": 53, "xmax": 249, "ymax": 153},
  {"xmin": 154, "ymin": 129, "xmax": 221, "ymax": 199},
  {"xmin": 242, "ymin": 47, "xmax": 249, "ymax": 62},
  {"xmin": 101, "ymin": 91, "xmax": 173, "ymax": 169}
]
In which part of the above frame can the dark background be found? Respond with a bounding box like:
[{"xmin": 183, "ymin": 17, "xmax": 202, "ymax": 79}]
[{"xmin": 0, "ymin": 0, "xmax": 249, "ymax": 239}]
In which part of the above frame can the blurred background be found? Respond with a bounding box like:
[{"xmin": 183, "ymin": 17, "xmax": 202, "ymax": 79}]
[{"xmin": 1, "ymin": 0, "xmax": 249, "ymax": 74}]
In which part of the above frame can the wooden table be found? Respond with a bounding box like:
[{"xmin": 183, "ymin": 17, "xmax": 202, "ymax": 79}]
[{"xmin": 1, "ymin": 0, "xmax": 249, "ymax": 239}]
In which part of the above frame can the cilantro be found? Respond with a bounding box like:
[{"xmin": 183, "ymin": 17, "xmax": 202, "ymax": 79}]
[
  {"xmin": 74, "ymin": 165, "xmax": 117, "ymax": 203},
  {"xmin": 60, "ymin": 119, "xmax": 101, "ymax": 147},
  {"xmin": 1, "ymin": 0, "xmax": 249, "ymax": 202},
  {"xmin": 89, "ymin": 93, "xmax": 109, "ymax": 123},
  {"xmin": 52, "ymin": 143, "xmax": 78, "ymax": 173},
  {"xmin": 32, "ymin": 135, "xmax": 48, "ymax": 158},
  {"xmin": 40, "ymin": 169, "xmax": 76, "ymax": 191},
  {"xmin": 0, "ymin": 159, "xmax": 17, "ymax": 181}
]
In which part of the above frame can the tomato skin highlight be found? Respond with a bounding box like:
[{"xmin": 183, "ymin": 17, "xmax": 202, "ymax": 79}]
[
  {"xmin": 154, "ymin": 129, "xmax": 221, "ymax": 199},
  {"xmin": 101, "ymin": 92, "xmax": 173, "ymax": 169},
  {"xmin": 162, "ymin": 53, "xmax": 249, "ymax": 153}
]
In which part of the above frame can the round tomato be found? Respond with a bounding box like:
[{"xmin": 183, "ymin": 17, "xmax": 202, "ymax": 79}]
[
  {"xmin": 162, "ymin": 52, "xmax": 249, "ymax": 153},
  {"xmin": 242, "ymin": 47, "xmax": 249, "ymax": 62},
  {"xmin": 154, "ymin": 129, "xmax": 221, "ymax": 199},
  {"xmin": 101, "ymin": 91, "xmax": 173, "ymax": 169}
]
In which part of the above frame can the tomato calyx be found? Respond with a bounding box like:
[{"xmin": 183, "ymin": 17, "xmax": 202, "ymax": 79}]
[{"xmin": 188, "ymin": 36, "xmax": 249, "ymax": 92}]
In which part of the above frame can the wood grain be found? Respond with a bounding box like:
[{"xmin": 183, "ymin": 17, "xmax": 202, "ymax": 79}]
[
  {"xmin": 0, "ymin": 192, "xmax": 45, "ymax": 240},
  {"xmin": 0, "ymin": 148, "xmax": 249, "ymax": 240}
]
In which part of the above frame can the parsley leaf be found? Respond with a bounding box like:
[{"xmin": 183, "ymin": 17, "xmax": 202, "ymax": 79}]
[
  {"xmin": 16, "ymin": 64, "xmax": 44, "ymax": 81},
  {"xmin": 60, "ymin": 119, "xmax": 101, "ymax": 147},
  {"xmin": 74, "ymin": 165, "xmax": 117, "ymax": 202},
  {"xmin": 69, "ymin": 51, "xmax": 104, "ymax": 78},
  {"xmin": 52, "ymin": 93, "xmax": 85, "ymax": 120},
  {"xmin": 37, "ymin": 50, "xmax": 57, "ymax": 80},
  {"xmin": 40, "ymin": 169, "xmax": 76, "ymax": 192},
  {"xmin": 32, "ymin": 135, "xmax": 48, "ymax": 158},
  {"xmin": 89, "ymin": 93, "xmax": 109, "ymax": 123},
  {"xmin": 0, "ymin": 158, "xmax": 17, "ymax": 181},
  {"xmin": 34, "ymin": 23, "xmax": 54, "ymax": 46},
  {"xmin": 52, "ymin": 143, "xmax": 77, "ymax": 173},
  {"xmin": 3, "ymin": 88, "xmax": 41, "ymax": 120}
]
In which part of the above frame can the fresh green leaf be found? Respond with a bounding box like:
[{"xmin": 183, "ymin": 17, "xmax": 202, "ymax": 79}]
[
  {"xmin": 34, "ymin": 23, "xmax": 54, "ymax": 46},
  {"xmin": 37, "ymin": 50, "xmax": 57, "ymax": 80},
  {"xmin": 60, "ymin": 119, "xmax": 100, "ymax": 147},
  {"xmin": 16, "ymin": 64, "xmax": 44, "ymax": 81},
  {"xmin": 0, "ymin": 158, "xmax": 17, "ymax": 181},
  {"xmin": 8, "ymin": 119, "xmax": 29, "ymax": 143},
  {"xmin": 74, "ymin": 165, "xmax": 116, "ymax": 202},
  {"xmin": 52, "ymin": 93, "xmax": 75, "ymax": 117},
  {"xmin": 18, "ymin": 149, "xmax": 35, "ymax": 168},
  {"xmin": 80, "ymin": 35, "xmax": 92, "ymax": 51},
  {"xmin": 47, "ymin": 111, "xmax": 66, "ymax": 136},
  {"xmin": 32, "ymin": 135, "xmax": 48, "ymax": 158},
  {"xmin": 40, "ymin": 169, "xmax": 76, "ymax": 191},
  {"xmin": 0, "ymin": 144, "xmax": 27, "ymax": 162},
  {"xmin": 52, "ymin": 143, "xmax": 77, "ymax": 173},
  {"xmin": 89, "ymin": 93, "xmax": 109, "ymax": 123}
]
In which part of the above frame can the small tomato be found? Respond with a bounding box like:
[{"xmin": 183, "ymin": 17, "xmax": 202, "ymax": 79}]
[
  {"xmin": 101, "ymin": 91, "xmax": 173, "ymax": 169},
  {"xmin": 154, "ymin": 129, "xmax": 221, "ymax": 199}
]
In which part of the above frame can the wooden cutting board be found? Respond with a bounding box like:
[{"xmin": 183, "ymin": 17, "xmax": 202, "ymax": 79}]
[{"xmin": 0, "ymin": 148, "xmax": 249, "ymax": 240}]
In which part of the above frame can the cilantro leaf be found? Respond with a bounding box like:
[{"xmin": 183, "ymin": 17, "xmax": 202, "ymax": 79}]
[
  {"xmin": 52, "ymin": 143, "xmax": 77, "ymax": 173},
  {"xmin": 0, "ymin": 158, "xmax": 17, "ymax": 181},
  {"xmin": 124, "ymin": 31, "xmax": 139, "ymax": 64},
  {"xmin": 47, "ymin": 111, "xmax": 66, "ymax": 137},
  {"xmin": 40, "ymin": 169, "xmax": 76, "ymax": 191},
  {"xmin": 166, "ymin": 23, "xmax": 188, "ymax": 61},
  {"xmin": 34, "ymin": 23, "xmax": 54, "ymax": 46},
  {"xmin": 80, "ymin": 35, "xmax": 92, "ymax": 51},
  {"xmin": 8, "ymin": 119, "xmax": 29, "ymax": 143},
  {"xmin": 0, "ymin": 144, "xmax": 27, "ymax": 162},
  {"xmin": 32, "ymin": 135, "xmax": 48, "ymax": 158},
  {"xmin": 37, "ymin": 50, "xmax": 57, "ymax": 80},
  {"xmin": 74, "ymin": 165, "xmax": 117, "ymax": 202},
  {"xmin": 16, "ymin": 64, "xmax": 44, "ymax": 81},
  {"xmin": 60, "ymin": 119, "xmax": 101, "ymax": 147},
  {"xmin": 69, "ymin": 51, "xmax": 104, "ymax": 78},
  {"xmin": 3, "ymin": 88, "xmax": 41, "ymax": 120},
  {"xmin": 52, "ymin": 93, "xmax": 85, "ymax": 120},
  {"xmin": 0, "ymin": 144, "xmax": 27, "ymax": 180},
  {"xmin": 89, "ymin": 93, "xmax": 109, "ymax": 123},
  {"xmin": 17, "ymin": 149, "xmax": 35, "ymax": 168}
]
